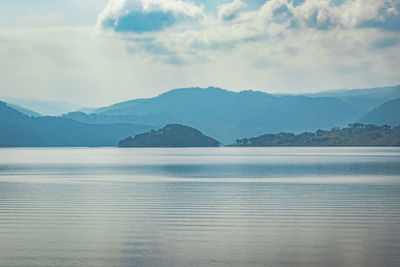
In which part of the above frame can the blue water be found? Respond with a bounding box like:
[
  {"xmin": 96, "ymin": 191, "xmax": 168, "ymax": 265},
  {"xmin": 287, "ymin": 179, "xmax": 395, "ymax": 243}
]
[{"xmin": 0, "ymin": 147, "xmax": 399, "ymax": 267}]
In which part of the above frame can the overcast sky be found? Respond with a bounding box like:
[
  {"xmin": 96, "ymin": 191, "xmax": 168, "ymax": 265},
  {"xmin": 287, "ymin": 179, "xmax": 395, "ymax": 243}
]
[{"xmin": 0, "ymin": 0, "xmax": 399, "ymax": 106}]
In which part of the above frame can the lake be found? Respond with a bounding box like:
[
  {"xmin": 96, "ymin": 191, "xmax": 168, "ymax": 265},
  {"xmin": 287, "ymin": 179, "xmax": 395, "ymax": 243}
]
[{"xmin": 0, "ymin": 147, "xmax": 399, "ymax": 267}]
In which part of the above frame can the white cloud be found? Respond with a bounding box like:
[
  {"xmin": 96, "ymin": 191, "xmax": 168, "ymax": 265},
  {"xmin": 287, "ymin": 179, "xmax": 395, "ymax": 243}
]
[
  {"xmin": 97, "ymin": 0, "xmax": 205, "ymax": 32},
  {"xmin": 293, "ymin": 0, "xmax": 399, "ymax": 29},
  {"xmin": 1, "ymin": 0, "xmax": 400, "ymax": 106},
  {"xmin": 217, "ymin": 0, "xmax": 247, "ymax": 21},
  {"xmin": 93, "ymin": 0, "xmax": 400, "ymax": 94}
]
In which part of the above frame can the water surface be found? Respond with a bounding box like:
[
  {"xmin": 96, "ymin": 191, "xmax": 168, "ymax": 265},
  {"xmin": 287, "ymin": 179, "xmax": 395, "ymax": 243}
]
[{"xmin": 0, "ymin": 147, "xmax": 399, "ymax": 267}]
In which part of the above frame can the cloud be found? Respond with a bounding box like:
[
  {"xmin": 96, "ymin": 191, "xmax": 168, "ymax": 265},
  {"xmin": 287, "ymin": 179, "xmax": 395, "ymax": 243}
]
[
  {"xmin": 3, "ymin": 0, "xmax": 399, "ymax": 106},
  {"xmin": 293, "ymin": 0, "xmax": 400, "ymax": 30},
  {"xmin": 217, "ymin": 0, "xmax": 247, "ymax": 21},
  {"xmin": 97, "ymin": 0, "xmax": 205, "ymax": 33},
  {"xmin": 94, "ymin": 0, "xmax": 400, "ymax": 70},
  {"xmin": 359, "ymin": 0, "xmax": 400, "ymax": 31},
  {"xmin": 371, "ymin": 36, "xmax": 400, "ymax": 49}
]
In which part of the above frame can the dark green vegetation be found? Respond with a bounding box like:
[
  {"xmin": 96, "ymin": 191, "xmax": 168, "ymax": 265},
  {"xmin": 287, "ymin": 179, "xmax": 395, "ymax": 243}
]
[
  {"xmin": 359, "ymin": 99, "xmax": 400, "ymax": 126},
  {"xmin": 119, "ymin": 124, "xmax": 220, "ymax": 147},
  {"xmin": 232, "ymin": 124, "xmax": 400, "ymax": 147},
  {"xmin": 0, "ymin": 102, "xmax": 152, "ymax": 147}
]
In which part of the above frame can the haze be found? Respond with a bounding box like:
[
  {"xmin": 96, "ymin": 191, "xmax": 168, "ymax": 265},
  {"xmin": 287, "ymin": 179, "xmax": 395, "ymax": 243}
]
[{"xmin": 0, "ymin": 0, "xmax": 399, "ymax": 106}]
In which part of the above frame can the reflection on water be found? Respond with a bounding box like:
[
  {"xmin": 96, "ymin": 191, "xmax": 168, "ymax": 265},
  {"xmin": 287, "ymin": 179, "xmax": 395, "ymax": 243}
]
[{"xmin": 0, "ymin": 147, "xmax": 399, "ymax": 267}]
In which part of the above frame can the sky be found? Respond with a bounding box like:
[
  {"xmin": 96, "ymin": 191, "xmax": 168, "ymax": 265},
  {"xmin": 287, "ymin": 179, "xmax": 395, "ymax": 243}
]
[{"xmin": 0, "ymin": 0, "xmax": 399, "ymax": 106}]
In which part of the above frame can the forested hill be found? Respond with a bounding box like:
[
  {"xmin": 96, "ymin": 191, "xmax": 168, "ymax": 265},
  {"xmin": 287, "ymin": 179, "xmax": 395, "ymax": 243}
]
[
  {"xmin": 232, "ymin": 124, "xmax": 400, "ymax": 147},
  {"xmin": 119, "ymin": 124, "xmax": 220, "ymax": 147}
]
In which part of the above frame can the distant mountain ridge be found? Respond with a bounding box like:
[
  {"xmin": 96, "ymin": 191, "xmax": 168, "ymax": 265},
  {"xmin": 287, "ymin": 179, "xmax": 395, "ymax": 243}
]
[
  {"xmin": 2, "ymin": 85, "xmax": 399, "ymax": 147},
  {"xmin": 359, "ymin": 99, "xmax": 400, "ymax": 126},
  {"xmin": 7, "ymin": 103, "xmax": 41, "ymax": 117},
  {"xmin": 80, "ymin": 87, "xmax": 362, "ymax": 144},
  {"xmin": 305, "ymin": 85, "xmax": 400, "ymax": 113},
  {"xmin": 0, "ymin": 96, "xmax": 83, "ymax": 116},
  {"xmin": 0, "ymin": 101, "xmax": 152, "ymax": 147}
]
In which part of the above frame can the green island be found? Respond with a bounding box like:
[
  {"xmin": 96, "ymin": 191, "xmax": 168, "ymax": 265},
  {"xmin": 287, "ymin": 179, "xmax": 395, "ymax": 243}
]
[
  {"xmin": 119, "ymin": 124, "xmax": 220, "ymax": 147},
  {"xmin": 231, "ymin": 124, "xmax": 400, "ymax": 147}
]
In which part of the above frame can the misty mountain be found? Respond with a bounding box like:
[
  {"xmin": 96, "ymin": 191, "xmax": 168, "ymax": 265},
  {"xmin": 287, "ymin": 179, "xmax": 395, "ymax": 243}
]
[
  {"xmin": 62, "ymin": 111, "xmax": 138, "ymax": 125},
  {"xmin": 0, "ymin": 101, "xmax": 152, "ymax": 147},
  {"xmin": 358, "ymin": 99, "xmax": 400, "ymax": 126},
  {"xmin": 7, "ymin": 103, "xmax": 41, "ymax": 117},
  {"xmin": 1, "ymin": 96, "xmax": 84, "ymax": 116},
  {"xmin": 83, "ymin": 87, "xmax": 361, "ymax": 144},
  {"xmin": 305, "ymin": 85, "xmax": 400, "ymax": 113}
]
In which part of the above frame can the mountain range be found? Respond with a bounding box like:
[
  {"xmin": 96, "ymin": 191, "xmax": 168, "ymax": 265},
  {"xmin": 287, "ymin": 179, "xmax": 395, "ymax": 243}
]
[
  {"xmin": 359, "ymin": 98, "xmax": 400, "ymax": 126},
  {"xmin": 304, "ymin": 85, "xmax": 400, "ymax": 113},
  {"xmin": 0, "ymin": 101, "xmax": 151, "ymax": 147},
  {"xmin": 64, "ymin": 85, "xmax": 400, "ymax": 144},
  {"xmin": 1, "ymin": 85, "xmax": 399, "ymax": 146},
  {"xmin": 0, "ymin": 96, "xmax": 85, "ymax": 116}
]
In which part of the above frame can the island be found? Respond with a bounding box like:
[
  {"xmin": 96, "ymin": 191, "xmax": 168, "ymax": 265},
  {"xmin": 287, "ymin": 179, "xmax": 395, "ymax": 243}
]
[
  {"xmin": 118, "ymin": 124, "xmax": 220, "ymax": 147},
  {"xmin": 231, "ymin": 123, "xmax": 400, "ymax": 147}
]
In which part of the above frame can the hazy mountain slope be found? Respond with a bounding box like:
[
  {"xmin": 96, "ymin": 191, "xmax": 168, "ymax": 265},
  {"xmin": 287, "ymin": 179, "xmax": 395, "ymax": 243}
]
[
  {"xmin": 92, "ymin": 87, "xmax": 360, "ymax": 144},
  {"xmin": 358, "ymin": 99, "xmax": 400, "ymax": 126},
  {"xmin": 1, "ymin": 96, "xmax": 83, "ymax": 116},
  {"xmin": 62, "ymin": 112, "xmax": 140, "ymax": 125},
  {"xmin": 305, "ymin": 85, "xmax": 400, "ymax": 113},
  {"xmin": 7, "ymin": 104, "xmax": 41, "ymax": 117},
  {"xmin": 0, "ymin": 102, "xmax": 152, "ymax": 147}
]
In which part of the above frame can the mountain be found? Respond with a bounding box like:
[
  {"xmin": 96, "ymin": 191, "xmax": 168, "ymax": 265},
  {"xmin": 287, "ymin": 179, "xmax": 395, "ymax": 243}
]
[
  {"xmin": 358, "ymin": 99, "xmax": 400, "ymax": 126},
  {"xmin": 88, "ymin": 87, "xmax": 360, "ymax": 144},
  {"xmin": 1, "ymin": 96, "xmax": 84, "ymax": 116},
  {"xmin": 305, "ymin": 85, "xmax": 400, "ymax": 113},
  {"xmin": 77, "ymin": 107, "xmax": 97, "ymax": 114},
  {"xmin": 0, "ymin": 101, "xmax": 152, "ymax": 147},
  {"xmin": 119, "ymin": 124, "xmax": 220, "ymax": 147},
  {"xmin": 3, "ymin": 85, "xmax": 397, "ymax": 147},
  {"xmin": 232, "ymin": 124, "xmax": 400, "ymax": 147},
  {"xmin": 7, "ymin": 104, "xmax": 41, "ymax": 117},
  {"xmin": 62, "ymin": 111, "xmax": 138, "ymax": 125}
]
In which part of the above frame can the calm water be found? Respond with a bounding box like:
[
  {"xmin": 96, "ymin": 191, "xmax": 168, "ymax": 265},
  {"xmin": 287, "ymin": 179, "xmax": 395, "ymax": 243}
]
[{"xmin": 0, "ymin": 147, "xmax": 399, "ymax": 267}]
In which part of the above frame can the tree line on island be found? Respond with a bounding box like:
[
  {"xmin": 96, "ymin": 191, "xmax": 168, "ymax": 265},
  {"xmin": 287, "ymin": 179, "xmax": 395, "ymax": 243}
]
[
  {"xmin": 118, "ymin": 123, "xmax": 400, "ymax": 147},
  {"xmin": 231, "ymin": 123, "xmax": 400, "ymax": 147},
  {"xmin": 119, "ymin": 124, "xmax": 219, "ymax": 147}
]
